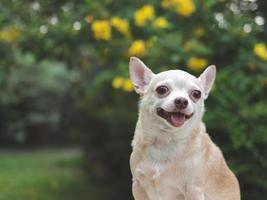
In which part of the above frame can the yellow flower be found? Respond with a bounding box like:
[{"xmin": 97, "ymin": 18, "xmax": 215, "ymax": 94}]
[
  {"xmin": 183, "ymin": 41, "xmax": 193, "ymax": 52},
  {"xmin": 112, "ymin": 76, "xmax": 124, "ymax": 89},
  {"xmin": 194, "ymin": 27, "xmax": 205, "ymax": 37},
  {"xmin": 188, "ymin": 57, "xmax": 208, "ymax": 71},
  {"xmin": 112, "ymin": 77, "xmax": 134, "ymax": 92},
  {"xmin": 91, "ymin": 20, "xmax": 111, "ymax": 41},
  {"xmin": 110, "ymin": 17, "xmax": 131, "ymax": 36},
  {"xmin": 0, "ymin": 25, "xmax": 21, "ymax": 43},
  {"xmin": 128, "ymin": 40, "xmax": 146, "ymax": 57},
  {"xmin": 254, "ymin": 43, "xmax": 267, "ymax": 61},
  {"xmin": 175, "ymin": 0, "xmax": 196, "ymax": 17},
  {"xmin": 261, "ymin": 77, "xmax": 267, "ymax": 87},
  {"xmin": 134, "ymin": 4, "xmax": 155, "ymax": 27},
  {"xmin": 152, "ymin": 17, "xmax": 169, "ymax": 29},
  {"xmin": 85, "ymin": 15, "xmax": 94, "ymax": 23},
  {"xmin": 161, "ymin": 0, "xmax": 173, "ymax": 9},
  {"xmin": 161, "ymin": 0, "xmax": 196, "ymax": 17},
  {"xmin": 122, "ymin": 79, "xmax": 134, "ymax": 92}
]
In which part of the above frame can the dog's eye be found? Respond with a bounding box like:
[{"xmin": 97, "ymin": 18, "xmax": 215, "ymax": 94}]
[
  {"xmin": 156, "ymin": 86, "xmax": 169, "ymax": 95},
  {"xmin": 191, "ymin": 90, "xmax": 201, "ymax": 99}
]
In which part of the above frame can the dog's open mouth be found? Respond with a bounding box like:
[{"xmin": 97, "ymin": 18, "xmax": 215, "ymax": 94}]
[{"xmin": 156, "ymin": 108, "xmax": 193, "ymax": 127}]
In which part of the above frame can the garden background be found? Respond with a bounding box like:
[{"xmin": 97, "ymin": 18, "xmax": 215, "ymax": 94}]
[{"xmin": 0, "ymin": 0, "xmax": 266, "ymax": 199}]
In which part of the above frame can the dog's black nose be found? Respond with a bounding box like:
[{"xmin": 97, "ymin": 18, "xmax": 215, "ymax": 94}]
[{"xmin": 174, "ymin": 97, "xmax": 188, "ymax": 109}]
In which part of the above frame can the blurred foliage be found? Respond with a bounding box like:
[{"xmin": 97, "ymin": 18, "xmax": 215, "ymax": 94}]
[
  {"xmin": 0, "ymin": 0, "xmax": 267, "ymax": 199},
  {"xmin": 0, "ymin": 49, "xmax": 78, "ymax": 144}
]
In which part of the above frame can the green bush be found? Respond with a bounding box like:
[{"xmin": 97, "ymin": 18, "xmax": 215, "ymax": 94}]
[
  {"xmin": 0, "ymin": 50, "xmax": 77, "ymax": 144},
  {"xmin": 0, "ymin": 0, "xmax": 266, "ymax": 199}
]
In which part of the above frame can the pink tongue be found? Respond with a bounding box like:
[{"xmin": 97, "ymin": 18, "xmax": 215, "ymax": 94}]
[{"xmin": 170, "ymin": 113, "xmax": 185, "ymax": 127}]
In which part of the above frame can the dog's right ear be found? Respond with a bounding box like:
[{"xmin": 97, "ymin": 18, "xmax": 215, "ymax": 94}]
[
  {"xmin": 129, "ymin": 57, "xmax": 154, "ymax": 94},
  {"xmin": 198, "ymin": 65, "xmax": 216, "ymax": 99}
]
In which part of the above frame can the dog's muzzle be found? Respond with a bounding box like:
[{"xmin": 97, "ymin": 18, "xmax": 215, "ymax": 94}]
[{"xmin": 156, "ymin": 108, "xmax": 193, "ymax": 127}]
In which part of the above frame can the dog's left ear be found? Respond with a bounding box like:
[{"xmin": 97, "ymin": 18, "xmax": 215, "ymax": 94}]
[{"xmin": 198, "ymin": 65, "xmax": 216, "ymax": 99}]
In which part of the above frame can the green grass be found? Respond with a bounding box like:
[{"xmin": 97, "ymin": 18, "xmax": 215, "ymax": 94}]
[{"xmin": 0, "ymin": 149, "xmax": 101, "ymax": 200}]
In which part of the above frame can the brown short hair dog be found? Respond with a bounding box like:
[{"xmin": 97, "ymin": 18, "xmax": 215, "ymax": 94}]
[{"xmin": 129, "ymin": 57, "xmax": 240, "ymax": 200}]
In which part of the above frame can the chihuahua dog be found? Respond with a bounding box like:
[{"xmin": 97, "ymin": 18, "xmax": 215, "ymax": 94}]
[{"xmin": 129, "ymin": 57, "xmax": 240, "ymax": 200}]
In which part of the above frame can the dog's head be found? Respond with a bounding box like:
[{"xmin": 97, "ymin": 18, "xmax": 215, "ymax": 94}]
[{"xmin": 129, "ymin": 57, "xmax": 216, "ymax": 130}]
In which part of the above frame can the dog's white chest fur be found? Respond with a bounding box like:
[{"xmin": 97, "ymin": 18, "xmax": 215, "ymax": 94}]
[
  {"xmin": 135, "ymin": 160, "xmax": 183, "ymax": 200},
  {"xmin": 134, "ymin": 144, "xmax": 201, "ymax": 200}
]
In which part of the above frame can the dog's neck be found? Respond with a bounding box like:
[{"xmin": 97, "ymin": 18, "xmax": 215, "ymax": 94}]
[{"xmin": 132, "ymin": 109, "xmax": 206, "ymax": 162}]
